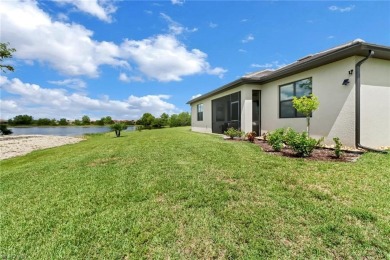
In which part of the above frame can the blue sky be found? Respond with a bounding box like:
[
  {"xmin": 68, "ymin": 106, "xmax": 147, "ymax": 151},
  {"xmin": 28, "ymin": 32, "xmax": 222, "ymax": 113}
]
[{"xmin": 1, "ymin": 0, "xmax": 389, "ymax": 120}]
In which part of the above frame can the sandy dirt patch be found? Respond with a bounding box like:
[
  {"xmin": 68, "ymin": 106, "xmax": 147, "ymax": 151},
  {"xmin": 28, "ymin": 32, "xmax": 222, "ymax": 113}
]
[{"xmin": 0, "ymin": 135, "xmax": 84, "ymax": 160}]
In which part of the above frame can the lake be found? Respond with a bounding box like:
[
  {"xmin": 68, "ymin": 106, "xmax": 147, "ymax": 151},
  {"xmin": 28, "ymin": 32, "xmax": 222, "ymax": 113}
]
[{"xmin": 9, "ymin": 126, "xmax": 136, "ymax": 136}]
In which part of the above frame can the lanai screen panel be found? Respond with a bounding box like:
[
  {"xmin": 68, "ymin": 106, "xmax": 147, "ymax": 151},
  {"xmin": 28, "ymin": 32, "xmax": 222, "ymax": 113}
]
[{"xmin": 211, "ymin": 91, "xmax": 241, "ymax": 134}]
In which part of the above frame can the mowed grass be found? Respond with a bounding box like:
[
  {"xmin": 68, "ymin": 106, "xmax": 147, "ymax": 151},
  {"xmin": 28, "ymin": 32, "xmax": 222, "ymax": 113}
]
[{"xmin": 1, "ymin": 127, "xmax": 389, "ymax": 259}]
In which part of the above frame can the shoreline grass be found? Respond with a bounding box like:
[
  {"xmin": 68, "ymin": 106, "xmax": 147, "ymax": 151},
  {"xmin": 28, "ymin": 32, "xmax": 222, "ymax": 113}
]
[{"xmin": 1, "ymin": 127, "xmax": 389, "ymax": 258}]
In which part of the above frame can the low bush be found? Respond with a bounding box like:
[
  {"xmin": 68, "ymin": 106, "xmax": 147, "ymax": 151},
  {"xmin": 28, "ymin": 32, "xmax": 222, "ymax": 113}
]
[
  {"xmin": 267, "ymin": 128, "xmax": 285, "ymax": 151},
  {"xmin": 283, "ymin": 128, "xmax": 298, "ymax": 145},
  {"xmin": 333, "ymin": 137, "xmax": 343, "ymax": 158},
  {"xmin": 136, "ymin": 125, "xmax": 144, "ymax": 132},
  {"xmin": 288, "ymin": 131, "xmax": 317, "ymax": 157},
  {"xmin": 224, "ymin": 127, "xmax": 244, "ymax": 139},
  {"xmin": 245, "ymin": 131, "xmax": 257, "ymax": 143}
]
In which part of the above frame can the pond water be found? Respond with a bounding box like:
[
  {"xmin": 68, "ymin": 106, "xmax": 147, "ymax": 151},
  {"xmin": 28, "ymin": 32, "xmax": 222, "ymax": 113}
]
[{"xmin": 9, "ymin": 126, "xmax": 136, "ymax": 136}]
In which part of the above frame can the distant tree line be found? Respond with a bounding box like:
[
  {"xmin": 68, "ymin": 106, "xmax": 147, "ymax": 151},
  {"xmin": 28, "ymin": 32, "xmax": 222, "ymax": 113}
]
[
  {"xmin": 4, "ymin": 112, "xmax": 191, "ymax": 128},
  {"xmin": 136, "ymin": 112, "xmax": 191, "ymax": 129}
]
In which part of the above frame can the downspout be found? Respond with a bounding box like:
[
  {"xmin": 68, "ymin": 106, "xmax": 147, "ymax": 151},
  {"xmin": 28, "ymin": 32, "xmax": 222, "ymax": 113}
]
[{"xmin": 355, "ymin": 50, "xmax": 388, "ymax": 153}]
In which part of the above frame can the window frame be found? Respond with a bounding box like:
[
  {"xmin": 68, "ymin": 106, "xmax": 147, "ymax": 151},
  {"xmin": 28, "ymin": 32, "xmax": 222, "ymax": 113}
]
[
  {"xmin": 197, "ymin": 103, "xmax": 204, "ymax": 121},
  {"xmin": 279, "ymin": 77, "xmax": 312, "ymax": 118}
]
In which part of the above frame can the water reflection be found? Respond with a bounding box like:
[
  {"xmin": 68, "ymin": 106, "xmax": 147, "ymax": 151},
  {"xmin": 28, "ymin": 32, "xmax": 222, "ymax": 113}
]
[{"xmin": 9, "ymin": 126, "xmax": 135, "ymax": 136}]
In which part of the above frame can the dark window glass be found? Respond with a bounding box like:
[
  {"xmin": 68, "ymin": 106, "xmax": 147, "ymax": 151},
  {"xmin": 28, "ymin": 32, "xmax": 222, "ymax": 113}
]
[
  {"xmin": 279, "ymin": 78, "xmax": 312, "ymax": 118},
  {"xmin": 295, "ymin": 79, "xmax": 312, "ymax": 97},
  {"xmin": 231, "ymin": 102, "xmax": 239, "ymax": 121},
  {"xmin": 197, "ymin": 104, "xmax": 203, "ymax": 121},
  {"xmin": 280, "ymin": 84, "xmax": 294, "ymax": 101},
  {"xmin": 230, "ymin": 92, "xmax": 239, "ymax": 102},
  {"xmin": 280, "ymin": 101, "xmax": 295, "ymax": 118},
  {"xmin": 216, "ymin": 104, "xmax": 224, "ymax": 121}
]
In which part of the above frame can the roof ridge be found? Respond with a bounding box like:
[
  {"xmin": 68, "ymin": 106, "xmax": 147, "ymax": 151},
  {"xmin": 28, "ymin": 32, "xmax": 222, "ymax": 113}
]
[{"xmin": 244, "ymin": 39, "xmax": 366, "ymax": 79}]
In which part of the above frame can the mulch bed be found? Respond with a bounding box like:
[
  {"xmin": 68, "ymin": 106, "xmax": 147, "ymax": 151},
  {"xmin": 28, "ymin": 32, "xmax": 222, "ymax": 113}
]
[
  {"xmin": 255, "ymin": 139, "xmax": 363, "ymax": 162},
  {"xmin": 226, "ymin": 137, "xmax": 363, "ymax": 162}
]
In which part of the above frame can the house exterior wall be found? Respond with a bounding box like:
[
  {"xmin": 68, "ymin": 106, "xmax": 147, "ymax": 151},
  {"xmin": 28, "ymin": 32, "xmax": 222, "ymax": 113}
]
[
  {"xmin": 260, "ymin": 56, "xmax": 358, "ymax": 146},
  {"xmin": 190, "ymin": 84, "xmax": 261, "ymax": 134},
  {"xmin": 190, "ymin": 56, "xmax": 390, "ymax": 148},
  {"xmin": 360, "ymin": 58, "xmax": 390, "ymax": 148}
]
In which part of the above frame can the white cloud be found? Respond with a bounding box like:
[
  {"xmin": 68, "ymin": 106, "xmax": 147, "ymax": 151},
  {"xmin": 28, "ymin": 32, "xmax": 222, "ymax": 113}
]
[
  {"xmin": 0, "ymin": 0, "xmax": 128, "ymax": 78},
  {"xmin": 238, "ymin": 49, "xmax": 247, "ymax": 53},
  {"xmin": 251, "ymin": 61, "xmax": 286, "ymax": 69},
  {"xmin": 0, "ymin": 76, "xmax": 178, "ymax": 120},
  {"xmin": 0, "ymin": 1, "xmax": 224, "ymax": 82},
  {"xmin": 171, "ymin": 0, "xmax": 185, "ymax": 5},
  {"xmin": 119, "ymin": 73, "xmax": 144, "ymax": 83},
  {"xmin": 241, "ymin": 19, "xmax": 248, "ymax": 22},
  {"xmin": 121, "ymin": 35, "xmax": 226, "ymax": 81},
  {"xmin": 48, "ymin": 78, "xmax": 87, "ymax": 90},
  {"xmin": 328, "ymin": 5, "xmax": 355, "ymax": 12},
  {"xmin": 57, "ymin": 13, "xmax": 69, "ymax": 21},
  {"xmin": 191, "ymin": 94, "xmax": 202, "ymax": 99},
  {"xmin": 160, "ymin": 13, "xmax": 197, "ymax": 35},
  {"xmin": 242, "ymin": 34, "xmax": 254, "ymax": 43},
  {"xmin": 53, "ymin": 0, "xmax": 117, "ymax": 22},
  {"xmin": 327, "ymin": 35, "xmax": 335, "ymax": 39},
  {"xmin": 209, "ymin": 22, "xmax": 218, "ymax": 28}
]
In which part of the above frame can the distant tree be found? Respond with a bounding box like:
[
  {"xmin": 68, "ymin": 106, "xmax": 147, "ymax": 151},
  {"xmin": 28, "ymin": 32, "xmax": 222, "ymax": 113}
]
[
  {"xmin": 292, "ymin": 94, "xmax": 320, "ymax": 136},
  {"xmin": 50, "ymin": 118, "xmax": 57, "ymax": 126},
  {"xmin": 95, "ymin": 118, "xmax": 105, "ymax": 126},
  {"xmin": 36, "ymin": 118, "xmax": 52, "ymax": 126},
  {"xmin": 58, "ymin": 118, "xmax": 69, "ymax": 126},
  {"xmin": 110, "ymin": 123, "xmax": 127, "ymax": 137},
  {"xmin": 103, "ymin": 116, "xmax": 114, "ymax": 125},
  {"xmin": 160, "ymin": 113, "xmax": 169, "ymax": 126},
  {"xmin": 169, "ymin": 112, "xmax": 191, "ymax": 127},
  {"xmin": 124, "ymin": 120, "xmax": 135, "ymax": 125},
  {"xmin": 74, "ymin": 119, "xmax": 82, "ymax": 126},
  {"xmin": 9, "ymin": 114, "xmax": 33, "ymax": 125},
  {"xmin": 152, "ymin": 118, "xmax": 164, "ymax": 128},
  {"xmin": 178, "ymin": 112, "xmax": 191, "ymax": 126},
  {"xmin": 169, "ymin": 114, "xmax": 179, "ymax": 127},
  {"xmin": 140, "ymin": 113, "xmax": 155, "ymax": 128},
  {"xmin": 81, "ymin": 115, "xmax": 91, "ymax": 125},
  {"xmin": 0, "ymin": 42, "xmax": 16, "ymax": 73}
]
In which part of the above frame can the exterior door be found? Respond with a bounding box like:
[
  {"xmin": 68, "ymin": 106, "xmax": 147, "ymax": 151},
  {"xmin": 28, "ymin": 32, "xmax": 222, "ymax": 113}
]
[{"xmin": 252, "ymin": 90, "xmax": 261, "ymax": 135}]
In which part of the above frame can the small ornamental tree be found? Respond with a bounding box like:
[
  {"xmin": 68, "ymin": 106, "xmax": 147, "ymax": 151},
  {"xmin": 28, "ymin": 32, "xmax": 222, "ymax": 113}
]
[
  {"xmin": 292, "ymin": 94, "xmax": 319, "ymax": 136},
  {"xmin": 110, "ymin": 123, "xmax": 127, "ymax": 137},
  {"xmin": 0, "ymin": 125, "xmax": 12, "ymax": 135}
]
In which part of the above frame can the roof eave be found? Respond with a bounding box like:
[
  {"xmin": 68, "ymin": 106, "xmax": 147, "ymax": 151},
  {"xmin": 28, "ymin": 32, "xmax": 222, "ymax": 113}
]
[
  {"xmin": 186, "ymin": 78, "xmax": 253, "ymax": 104},
  {"xmin": 187, "ymin": 42, "xmax": 390, "ymax": 105}
]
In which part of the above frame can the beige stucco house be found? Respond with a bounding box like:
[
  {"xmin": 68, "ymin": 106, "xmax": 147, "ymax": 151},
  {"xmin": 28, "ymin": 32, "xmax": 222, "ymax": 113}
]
[{"xmin": 187, "ymin": 40, "xmax": 390, "ymax": 149}]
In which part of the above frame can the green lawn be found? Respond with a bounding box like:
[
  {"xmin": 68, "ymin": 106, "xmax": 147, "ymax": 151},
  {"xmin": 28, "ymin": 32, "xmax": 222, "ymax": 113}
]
[{"xmin": 1, "ymin": 127, "xmax": 389, "ymax": 259}]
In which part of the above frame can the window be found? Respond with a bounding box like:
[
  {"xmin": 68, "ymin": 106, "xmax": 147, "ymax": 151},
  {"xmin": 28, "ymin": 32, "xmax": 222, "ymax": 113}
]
[
  {"xmin": 279, "ymin": 78, "xmax": 312, "ymax": 118},
  {"xmin": 197, "ymin": 104, "xmax": 204, "ymax": 121}
]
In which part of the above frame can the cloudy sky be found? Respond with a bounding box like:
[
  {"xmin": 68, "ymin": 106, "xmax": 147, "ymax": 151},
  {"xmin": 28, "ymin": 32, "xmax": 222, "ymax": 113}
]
[{"xmin": 1, "ymin": 0, "xmax": 389, "ymax": 120}]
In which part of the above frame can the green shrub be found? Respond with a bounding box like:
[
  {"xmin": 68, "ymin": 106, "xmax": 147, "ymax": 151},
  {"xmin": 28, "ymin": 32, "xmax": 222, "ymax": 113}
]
[
  {"xmin": 267, "ymin": 128, "xmax": 286, "ymax": 151},
  {"xmin": 245, "ymin": 131, "xmax": 257, "ymax": 143},
  {"xmin": 136, "ymin": 125, "xmax": 144, "ymax": 132},
  {"xmin": 0, "ymin": 124, "xmax": 12, "ymax": 135},
  {"xmin": 283, "ymin": 128, "xmax": 298, "ymax": 146},
  {"xmin": 224, "ymin": 127, "xmax": 243, "ymax": 139},
  {"xmin": 333, "ymin": 137, "xmax": 343, "ymax": 158},
  {"xmin": 288, "ymin": 132, "xmax": 317, "ymax": 157}
]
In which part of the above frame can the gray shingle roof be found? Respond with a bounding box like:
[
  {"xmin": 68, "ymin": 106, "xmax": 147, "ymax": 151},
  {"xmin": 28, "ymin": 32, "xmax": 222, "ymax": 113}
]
[{"xmin": 187, "ymin": 39, "xmax": 390, "ymax": 104}]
